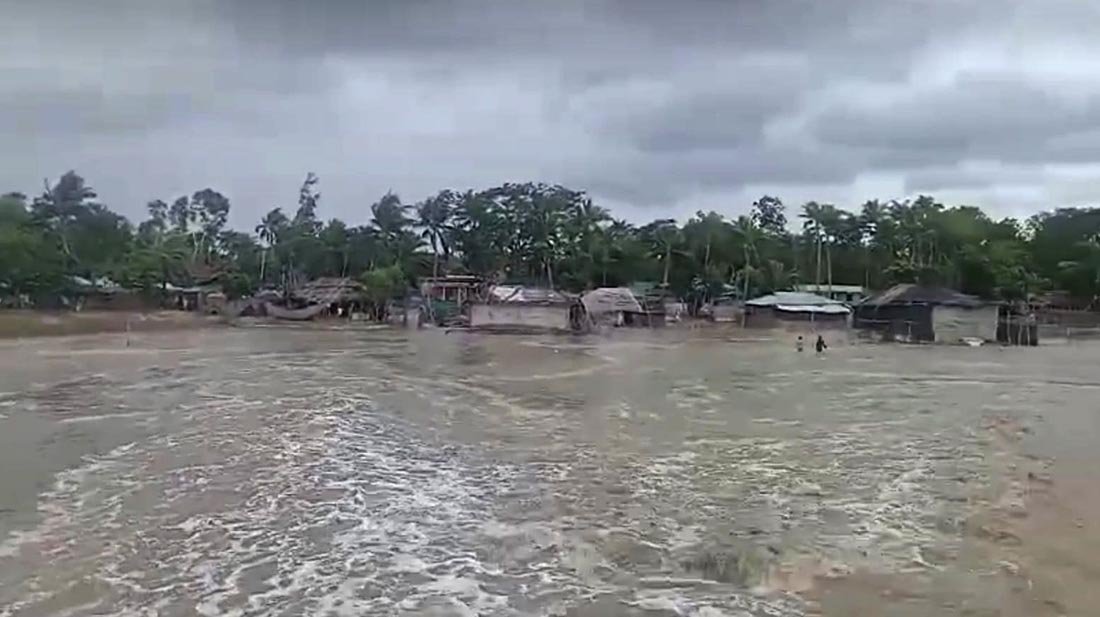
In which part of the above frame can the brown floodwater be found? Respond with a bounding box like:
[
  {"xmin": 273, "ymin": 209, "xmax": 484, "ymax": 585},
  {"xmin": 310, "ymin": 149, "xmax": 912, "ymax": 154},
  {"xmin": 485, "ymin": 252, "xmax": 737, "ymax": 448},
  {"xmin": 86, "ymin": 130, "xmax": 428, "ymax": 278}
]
[{"xmin": 0, "ymin": 326, "xmax": 1098, "ymax": 616}]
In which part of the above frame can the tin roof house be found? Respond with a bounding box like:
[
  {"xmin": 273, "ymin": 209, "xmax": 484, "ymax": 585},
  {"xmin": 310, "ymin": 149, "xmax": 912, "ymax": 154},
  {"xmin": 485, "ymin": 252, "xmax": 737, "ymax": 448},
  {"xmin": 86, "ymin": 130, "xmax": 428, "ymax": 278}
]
[
  {"xmin": 469, "ymin": 285, "xmax": 583, "ymax": 332},
  {"xmin": 853, "ymin": 284, "xmax": 996, "ymax": 343},
  {"xmin": 744, "ymin": 291, "xmax": 851, "ymax": 328}
]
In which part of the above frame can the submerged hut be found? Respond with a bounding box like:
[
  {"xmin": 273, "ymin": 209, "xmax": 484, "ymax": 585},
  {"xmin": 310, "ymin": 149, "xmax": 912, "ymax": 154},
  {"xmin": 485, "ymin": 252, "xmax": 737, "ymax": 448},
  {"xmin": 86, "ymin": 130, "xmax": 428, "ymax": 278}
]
[
  {"xmin": 266, "ymin": 277, "xmax": 365, "ymax": 320},
  {"xmin": 853, "ymin": 284, "xmax": 996, "ymax": 343},
  {"xmin": 293, "ymin": 277, "xmax": 364, "ymax": 307},
  {"xmin": 581, "ymin": 287, "xmax": 665, "ymax": 327},
  {"xmin": 67, "ymin": 276, "xmax": 146, "ymax": 311},
  {"xmin": 744, "ymin": 291, "xmax": 850, "ymax": 328},
  {"xmin": 469, "ymin": 285, "xmax": 581, "ymax": 332},
  {"xmin": 629, "ymin": 283, "xmax": 669, "ymax": 326},
  {"xmin": 419, "ymin": 275, "xmax": 481, "ymax": 324}
]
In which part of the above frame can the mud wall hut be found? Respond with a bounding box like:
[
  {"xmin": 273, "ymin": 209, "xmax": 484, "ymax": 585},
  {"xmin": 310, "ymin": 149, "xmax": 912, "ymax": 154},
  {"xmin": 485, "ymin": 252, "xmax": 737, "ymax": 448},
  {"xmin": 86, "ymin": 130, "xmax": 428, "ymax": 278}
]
[{"xmin": 853, "ymin": 284, "xmax": 997, "ymax": 343}]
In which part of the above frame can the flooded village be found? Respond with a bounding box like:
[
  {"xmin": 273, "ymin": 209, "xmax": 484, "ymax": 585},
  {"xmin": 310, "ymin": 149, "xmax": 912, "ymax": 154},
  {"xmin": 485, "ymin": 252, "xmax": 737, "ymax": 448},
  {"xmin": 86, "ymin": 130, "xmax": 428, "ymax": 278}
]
[
  {"xmin": 12, "ymin": 1, "xmax": 1100, "ymax": 614},
  {"xmin": 4, "ymin": 176, "xmax": 1100, "ymax": 616},
  {"xmin": 4, "ymin": 267, "xmax": 1100, "ymax": 616}
]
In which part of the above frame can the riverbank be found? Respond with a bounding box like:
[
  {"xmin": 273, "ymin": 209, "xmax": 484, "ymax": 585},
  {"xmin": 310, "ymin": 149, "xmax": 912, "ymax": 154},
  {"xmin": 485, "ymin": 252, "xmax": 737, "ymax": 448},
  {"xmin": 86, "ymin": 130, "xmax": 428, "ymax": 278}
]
[{"xmin": 0, "ymin": 310, "xmax": 223, "ymax": 339}]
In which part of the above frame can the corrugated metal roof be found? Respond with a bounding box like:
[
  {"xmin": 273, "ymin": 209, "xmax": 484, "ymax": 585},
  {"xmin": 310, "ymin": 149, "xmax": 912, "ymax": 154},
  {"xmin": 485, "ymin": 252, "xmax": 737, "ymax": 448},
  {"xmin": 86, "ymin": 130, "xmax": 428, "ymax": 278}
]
[
  {"xmin": 795, "ymin": 284, "xmax": 865, "ymax": 294},
  {"xmin": 860, "ymin": 284, "xmax": 984, "ymax": 308},
  {"xmin": 487, "ymin": 285, "xmax": 572, "ymax": 305},
  {"xmin": 775, "ymin": 304, "xmax": 850, "ymax": 314},
  {"xmin": 746, "ymin": 291, "xmax": 845, "ymax": 307}
]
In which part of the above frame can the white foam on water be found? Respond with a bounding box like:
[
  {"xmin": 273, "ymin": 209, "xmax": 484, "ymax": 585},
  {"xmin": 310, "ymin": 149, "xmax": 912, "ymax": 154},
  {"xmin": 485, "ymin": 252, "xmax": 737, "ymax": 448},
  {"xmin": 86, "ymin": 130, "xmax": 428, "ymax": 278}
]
[
  {"xmin": 0, "ymin": 336, "xmax": 999, "ymax": 617},
  {"xmin": 58, "ymin": 411, "xmax": 147, "ymax": 424}
]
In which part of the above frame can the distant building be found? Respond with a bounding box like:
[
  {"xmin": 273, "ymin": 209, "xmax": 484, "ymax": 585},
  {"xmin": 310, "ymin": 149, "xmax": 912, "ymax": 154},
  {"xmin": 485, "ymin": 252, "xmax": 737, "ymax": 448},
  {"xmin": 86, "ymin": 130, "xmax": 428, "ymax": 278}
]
[
  {"xmin": 581, "ymin": 287, "xmax": 665, "ymax": 328},
  {"xmin": 853, "ymin": 284, "xmax": 996, "ymax": 343},
  {"xmin": 469, "ymin": 285, "xmax": 582, "ymax": 332},
  {"xmin": 419, "ymin": 275, "xmax": 480, "ymax": 304},
  {"xmin": 793, "ymin": 284, "xmax": 867, "ymax": 304},
  {"xmin": 419, "ymin": 275, "xmax": 481, "ymax": 325},
  {"xmin": 67, "ymin": 276, "xmax": 146, "ymax": 311},
  {"xmin": 262, "ymin": 277, "xmax": 365, "ymax": 320},
  {"xmin": 744, "ymin": 291, "xmax": 851, "ymax": 328}
]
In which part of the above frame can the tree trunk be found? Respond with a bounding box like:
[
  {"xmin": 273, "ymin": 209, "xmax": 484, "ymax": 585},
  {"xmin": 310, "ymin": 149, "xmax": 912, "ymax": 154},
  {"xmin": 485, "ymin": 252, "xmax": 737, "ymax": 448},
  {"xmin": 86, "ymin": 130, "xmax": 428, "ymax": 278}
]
[
  {"xmin": 662, "ymin": 244, "xmax": 672, "ymax": 286},
  {"xmin": 815, "ymin": 235, "xmax": 822, "ymax": 286},
  {"xmin": 864, "ymin": 244, "xmax": 869, "ymax": 290},
  {"xmin": 259, "ymin": 249, "xmax": 267, "ymax": 284},
  {"xmin": 741, "ymin": 246, "xmax": 751, "ymax": 327}
]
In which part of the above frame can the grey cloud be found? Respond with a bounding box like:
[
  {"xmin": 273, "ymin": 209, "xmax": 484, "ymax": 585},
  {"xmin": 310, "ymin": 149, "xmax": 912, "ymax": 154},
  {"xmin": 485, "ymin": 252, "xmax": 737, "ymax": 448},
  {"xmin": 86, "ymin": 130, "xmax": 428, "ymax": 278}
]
[
  {"xmin": 570, "ymin": 144, "xmax": 860, "ymax": 207},
  {"xmin": 903, "ymin": 167, "xmax": 1045, "ymax": 194},
  {"xmin": 810, "ymin": 73, "xmax": 1100, "ymax": 166},
  {"xmin": 586, "ymin": 59, "xmax": 819, "ymax": 153},
  {"xmin": 4, "ymin": 0, "xmax": 1100, "ymax": 224}
]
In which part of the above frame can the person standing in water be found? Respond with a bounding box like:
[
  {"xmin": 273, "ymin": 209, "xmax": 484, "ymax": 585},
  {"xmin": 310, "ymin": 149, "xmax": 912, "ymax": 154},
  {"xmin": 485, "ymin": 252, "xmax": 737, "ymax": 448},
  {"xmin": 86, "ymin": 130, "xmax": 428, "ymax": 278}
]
[
  {"xmin": 796, "ymin": 335, "xmax": 804, "ymax": 352},
  {"xmin": 815, "ymin": 334, "xmax": 828, "ymax": 353}
]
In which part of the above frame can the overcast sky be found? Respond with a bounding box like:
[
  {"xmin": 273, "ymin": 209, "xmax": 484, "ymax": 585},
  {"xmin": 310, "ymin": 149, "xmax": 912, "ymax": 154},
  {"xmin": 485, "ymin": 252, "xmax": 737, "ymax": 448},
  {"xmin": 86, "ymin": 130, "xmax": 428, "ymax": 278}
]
[{"xmin": 4, "ymin": 0, "xmax": 1100, "ymax": 229}]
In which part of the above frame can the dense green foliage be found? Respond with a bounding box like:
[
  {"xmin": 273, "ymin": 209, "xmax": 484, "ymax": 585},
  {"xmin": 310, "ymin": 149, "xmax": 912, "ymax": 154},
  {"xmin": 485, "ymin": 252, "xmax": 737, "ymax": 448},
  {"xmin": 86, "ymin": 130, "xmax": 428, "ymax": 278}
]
[{"xmin": 4, "ymin": 171, "xmax": 1100, "ymax": 307}]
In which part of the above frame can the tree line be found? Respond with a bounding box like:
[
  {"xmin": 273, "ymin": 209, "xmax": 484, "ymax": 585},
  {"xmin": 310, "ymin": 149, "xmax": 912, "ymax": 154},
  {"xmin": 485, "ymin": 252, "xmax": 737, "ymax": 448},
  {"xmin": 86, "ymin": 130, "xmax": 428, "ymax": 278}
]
[{"xmin": 3, "ymin": 170, "xmax": 1100, "ymax": 309}]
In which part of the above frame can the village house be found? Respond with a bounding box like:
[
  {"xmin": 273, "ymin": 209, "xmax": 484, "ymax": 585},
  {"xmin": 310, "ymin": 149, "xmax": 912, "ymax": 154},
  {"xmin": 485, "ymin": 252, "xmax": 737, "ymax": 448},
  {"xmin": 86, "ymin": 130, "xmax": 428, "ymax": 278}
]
[
  {"xmin": 744, "ymin": 291, "xmax": 851, "ymax": 328},
  {"xmin": 793, "ymin": 283, "xmax": 867, "ymax": 305},
  {"xmin": 469, "ymin": 285, "xmax": 582, "ymax": 332},
  {"xmin": 853, "ymin": 284, "xmax": 997, "ymax": 343},
  {"xmin": 581, "ymin": 287, "xmax": 665, "ymax": 328},
  {"xmin": 265, "ymin": 277, "xmax": 365, "ymax": 320}
]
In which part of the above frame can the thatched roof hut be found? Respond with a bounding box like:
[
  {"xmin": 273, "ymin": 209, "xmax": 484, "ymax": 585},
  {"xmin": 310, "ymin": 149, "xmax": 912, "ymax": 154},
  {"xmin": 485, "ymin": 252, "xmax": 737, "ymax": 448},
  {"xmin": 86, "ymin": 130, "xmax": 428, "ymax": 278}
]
[
  {"xmin": 292, "ymin": 277, "xmax": 365, "ymax": 305},
  {"xmin": 581, "ymin": 287, "xmax": 665, "ymax": 327},
  {"xmin": 581, "ymin": 287, "xmax": 644, "ymax": 315}
]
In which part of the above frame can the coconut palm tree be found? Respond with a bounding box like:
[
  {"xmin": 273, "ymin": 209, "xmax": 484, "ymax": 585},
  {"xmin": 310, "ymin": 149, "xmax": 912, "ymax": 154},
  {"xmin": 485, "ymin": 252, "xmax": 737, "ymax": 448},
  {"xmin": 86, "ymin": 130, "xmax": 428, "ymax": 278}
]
[
  {"xmin": 642, "ymin": 219, "xmax": 683, "ymax": 287},
  {"xmin": 416, "ymin": 190, "xmax": 455, "ymax": 280},
  {"xmin": 255, "ymin": 208, "xmax": 288, "ymax": 284}
]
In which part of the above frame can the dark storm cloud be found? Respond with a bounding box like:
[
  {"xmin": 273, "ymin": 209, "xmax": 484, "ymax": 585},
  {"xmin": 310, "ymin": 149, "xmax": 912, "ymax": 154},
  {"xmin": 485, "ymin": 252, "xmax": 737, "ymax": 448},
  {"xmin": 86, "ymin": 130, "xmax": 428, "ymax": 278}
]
[
  {"xmin": 588, "ymin": 59, "xmax": 820, "ymax": 153},
  {"xmin": 810, "ymin": 73, "xmax": 1100, "ymax": 165},
  {"xmin": 3, "ymin": 0, "xmax": 1100, "ymax": 224}
]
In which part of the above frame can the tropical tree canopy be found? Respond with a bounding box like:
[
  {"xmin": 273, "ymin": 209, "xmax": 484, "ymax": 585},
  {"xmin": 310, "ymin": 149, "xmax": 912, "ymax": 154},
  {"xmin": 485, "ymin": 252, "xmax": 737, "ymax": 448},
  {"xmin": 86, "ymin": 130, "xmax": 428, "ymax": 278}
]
[{"xmin": 3, "ymin": 171, "xmax": 1100, "ymax": 307}]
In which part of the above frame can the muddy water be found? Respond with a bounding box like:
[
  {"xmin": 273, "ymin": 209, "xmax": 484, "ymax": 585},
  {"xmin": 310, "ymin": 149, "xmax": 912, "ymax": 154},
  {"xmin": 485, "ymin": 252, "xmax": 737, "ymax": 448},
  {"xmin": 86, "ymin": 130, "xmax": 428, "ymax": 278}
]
[{"xmin": 0, "ymin": 328, "xmax": 1098, "ymax": 616}]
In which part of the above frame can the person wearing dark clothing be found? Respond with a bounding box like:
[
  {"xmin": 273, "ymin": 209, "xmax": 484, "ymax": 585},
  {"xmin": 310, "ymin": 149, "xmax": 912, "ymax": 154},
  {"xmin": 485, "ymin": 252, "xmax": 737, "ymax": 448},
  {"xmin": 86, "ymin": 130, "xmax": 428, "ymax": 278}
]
[{"xmin": 815, "ymin": 335, "xmax": 827, "ymax": 353}]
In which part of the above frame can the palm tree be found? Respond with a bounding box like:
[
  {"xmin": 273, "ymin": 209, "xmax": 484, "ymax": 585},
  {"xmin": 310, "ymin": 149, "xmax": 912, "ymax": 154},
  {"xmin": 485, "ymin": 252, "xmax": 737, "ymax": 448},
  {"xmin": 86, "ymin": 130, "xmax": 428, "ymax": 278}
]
[
  {"xmin": 733, "ymin": 216, "xmax": 763, "ymax": 325},
  {"xmin": 642, "ymin": 219, "xmax": 682, "ymax": 287},
  {"xmin": 416, "ymin": 191, "xmax": 455, "ymax": 280},
  {"xmin": 255, "ymin": 208, "xmax": 288, "ymax": 285},
  {"xmin": 370, "ymin": 192, "xmax": 413, "ymax": 266},
  {"xmin": 566, "ymin": 197, "xmax": 610, "ymax": 286},
  {"xmin": 859, "ymin": 200, "xmax": 887, "ymax": 289},
  {"xmin": 800, "ymin": 202, "xmax": 826, "ymax": 286},
  {"xmin": 801, "ymin": 202, "xmax": 843, "ymax": 290},
  {"xmin": 32, "ymin": 171, "xmax": 98, "ymax": 264}
]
